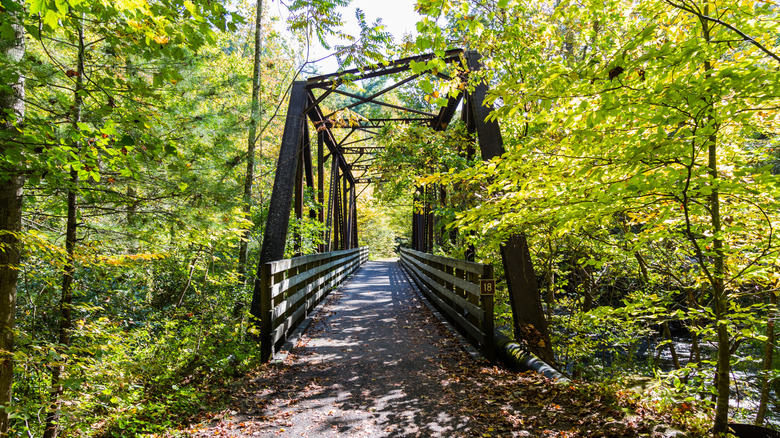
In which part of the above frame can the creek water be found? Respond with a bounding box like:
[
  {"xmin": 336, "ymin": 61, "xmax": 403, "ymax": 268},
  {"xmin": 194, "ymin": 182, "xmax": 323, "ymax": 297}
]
[{"xmin": 572, "ymin": 333, "xmax": 780, "ymax": 429}]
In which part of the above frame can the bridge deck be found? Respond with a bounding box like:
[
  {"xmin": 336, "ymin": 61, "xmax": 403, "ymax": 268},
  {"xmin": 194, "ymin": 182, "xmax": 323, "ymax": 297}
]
[
  {"xmin": 255, "ymin": 260, "xmax": 476, "ymax": 436},
  {"xmin": 188, "ymin": 260, "xmax": 642, "ymax": 437}
]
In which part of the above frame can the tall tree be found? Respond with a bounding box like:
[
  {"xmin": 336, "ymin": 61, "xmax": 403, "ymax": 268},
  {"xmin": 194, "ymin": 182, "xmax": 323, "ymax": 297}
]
[
  {"xmin": 41, "ymin": 12, "xmax": 84, "ymax": 437},
  {"xmin": 0, "ymin": 0, "xmax": 25, "ymax": 434},
  {"xmin": 17, "ymin": 1, "xmax": 239, "ymax": 434},
  {"xmin": 238, "ymin": 0, "xmax": 264, "ymax": 279}
]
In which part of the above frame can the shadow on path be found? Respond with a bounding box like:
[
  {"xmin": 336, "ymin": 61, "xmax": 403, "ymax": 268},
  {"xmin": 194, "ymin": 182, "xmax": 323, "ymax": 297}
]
[
  {"xmin": 186, "ymin": 261, "xmax": 673, "ymax": 438},
  {"xmin": 197, "ymin": 260, "xmax": 480, "ymax": 437}
]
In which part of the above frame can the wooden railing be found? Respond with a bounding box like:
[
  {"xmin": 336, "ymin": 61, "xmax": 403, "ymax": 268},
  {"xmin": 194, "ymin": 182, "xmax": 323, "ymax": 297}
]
[
  {"xmin": 399, "ymin": 247, "xmax": 495, "ymax": 361},
  {"xmin": 258, "ymin": 247, "xmax": 369, "ymax": 361}
]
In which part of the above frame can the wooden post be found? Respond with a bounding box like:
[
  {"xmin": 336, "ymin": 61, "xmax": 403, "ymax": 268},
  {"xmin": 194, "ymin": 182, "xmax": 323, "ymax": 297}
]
[
  {"xmin": 259, "ymin": 262, "xmax": 273, "ymax": 362},
  {"xmin": 480, "ymin": 264, "xmax": 495, "ymax": 362}
]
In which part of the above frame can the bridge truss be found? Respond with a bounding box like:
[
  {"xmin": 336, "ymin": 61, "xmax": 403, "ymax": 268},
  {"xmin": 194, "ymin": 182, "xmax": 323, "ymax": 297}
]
[{"xmin": 250, "ymin": 49, "xmax": 554, "ymax": 363}]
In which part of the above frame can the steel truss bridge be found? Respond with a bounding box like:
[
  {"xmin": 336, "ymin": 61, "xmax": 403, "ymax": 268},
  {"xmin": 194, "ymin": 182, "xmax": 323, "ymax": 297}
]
[{"xmin": 249, "ymin": 49, "xmax": 554, "ymax": 364}]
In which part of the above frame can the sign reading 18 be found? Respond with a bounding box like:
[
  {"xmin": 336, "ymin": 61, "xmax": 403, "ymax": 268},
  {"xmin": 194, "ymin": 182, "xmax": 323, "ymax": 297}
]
[{"xmin": 480, "ymin": 279, "xmax": 495, "ymax": 295}]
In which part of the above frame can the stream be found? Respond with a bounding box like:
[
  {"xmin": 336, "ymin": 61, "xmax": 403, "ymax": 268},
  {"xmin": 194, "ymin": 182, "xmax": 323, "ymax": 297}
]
[{"xmin": 566, "ymin": 332, "xmax": 779, "ymax": 429}]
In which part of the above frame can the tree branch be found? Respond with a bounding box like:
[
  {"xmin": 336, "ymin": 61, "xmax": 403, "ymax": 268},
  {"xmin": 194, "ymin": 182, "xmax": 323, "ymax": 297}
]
[{"xmin": 664, "ymin": 0, "xmax": 780, "ymax": 65}]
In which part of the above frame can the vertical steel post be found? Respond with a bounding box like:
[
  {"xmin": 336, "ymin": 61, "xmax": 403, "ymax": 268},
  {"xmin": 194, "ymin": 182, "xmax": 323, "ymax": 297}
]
[
  {"xmin": 255, "ymin": 81, "xmax": 308, "ymax": 265},
  {"xmin": 465, "ymin": 51, "xmax": 553, "ymax": 363},
  {"xmin": 302, "ymin": 122, "xmax": 316, "ymax": 221},
  {"xmin": 334, "ymin": 172, "xmax": 342, "ymax": 250},
  {"xmin": 351, "ymin": 181, "xmax": 358, "ymax": 249},
  {"xmin": 342, "ymin": 174, "xmax": 349, "ymax": 249},
  {"xmin": 425, "ymin": 185, "xmax": 434, "ymax": 253},
  {"xmin": 317, "ymin": 132, "xmax": 325, "ymax": 252},
  {"xmin": 294, "ymin": 142, "xmax": 304, "ymax": 256},
  {"xmin": 251, "ymin": 81, "xmax": 307, "ymax": 335},
  {"xmin": 325, "ymin": 155, "xmax": 337, "ymax": 252}
]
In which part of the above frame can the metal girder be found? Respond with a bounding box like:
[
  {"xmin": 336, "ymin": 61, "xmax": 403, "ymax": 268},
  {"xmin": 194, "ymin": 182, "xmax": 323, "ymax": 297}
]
[
  {"xmin": 342, "ymin": 146, "xmax": 384, "ymax": 154},
  {"xmin": 255, "ymin": 81, "xmax": 308, "ymax": 266},
  {"xmin": 465, "ymin": 51, "xmax": 504, "ymax": 160},
  {"xmin": 326, "ymin": 88, "xmax": 438, "ymax": 119},
  {"xmin": 327, "ymin": 118, "xmax": 431, "ymax": 129},
  {"xmin": 432, "ymin": 92, "xmax": 464, "ymax": 131},
  {"xmin": 306, "ymin": 91, "xmax": 356, "ymax": 186},
  {"xmin": 307, "ymin": 48, "xmax": 466, "ymax": 89},
  {"xmin": 323, "ymin": 73, "xmax": 422, "ymax": 117},
  {"xmin": 461, "ymin": 50, "xmax": 554, "ymax": 364},
  {"xmin": 355, "ymin": 177, "xmax": 383, "ymax": 184}
]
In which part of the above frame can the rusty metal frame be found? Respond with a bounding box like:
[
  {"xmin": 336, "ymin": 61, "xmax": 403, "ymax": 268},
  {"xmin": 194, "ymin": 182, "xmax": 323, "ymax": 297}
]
[{"xmin": 252, "ymin": 50, "xmax": 554, "ymax": 361}]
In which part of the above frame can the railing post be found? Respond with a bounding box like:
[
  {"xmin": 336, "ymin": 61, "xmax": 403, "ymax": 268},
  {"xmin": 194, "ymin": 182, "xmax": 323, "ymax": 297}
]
[
  {"xmin": 480, "ymin": 265, "xmax": 495, "ymax": 362},
  {"xmin": 260, "ymin": 262, "xmax": 273, "ymax": 362}
]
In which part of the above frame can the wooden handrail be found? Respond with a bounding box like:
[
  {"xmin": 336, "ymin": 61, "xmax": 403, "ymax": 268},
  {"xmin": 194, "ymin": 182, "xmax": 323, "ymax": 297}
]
[
  {"xmin": 258, "ymin": 247, "xmax": 369, "ymax": 361},
  {"xmin": 399, "ymin": 247, "xmax": 495, "ymax": 361}
]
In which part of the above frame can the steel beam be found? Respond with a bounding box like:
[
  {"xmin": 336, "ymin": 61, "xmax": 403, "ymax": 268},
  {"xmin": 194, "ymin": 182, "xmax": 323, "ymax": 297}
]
[
  {"xmin": 251, "ymin": 81, "xmax": 308, "ymax": 337},
  {"xmin": 307, "ymin": 48, "xmax": 465, "ymax": 89},
  {"xmin": 255, "ymin": 81, "xmax": 308, "ymax": 266},
  {"xmin": 294, "ymin": 140, "xmax": 304, "ymax": 255},
  {"xmin": 305, "ymin": 90, "xmax": 355, "ymax": 186},
  {"xmin": 465, "ymin": 51, "xmax": 504, "ymax": 160},
  {"xmin": 326, "ymin": 88, "xmax": 438, "ymax": 119},
  {"xmin": 317, "ymin": 132, "xmax": 325, "ymax": 252}
]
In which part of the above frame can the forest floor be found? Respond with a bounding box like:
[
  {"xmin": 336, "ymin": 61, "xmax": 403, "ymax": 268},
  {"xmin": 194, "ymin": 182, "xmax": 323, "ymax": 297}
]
[{"xmin": 178, "ymin": 261, "xmax": 688, "ymax": 438}]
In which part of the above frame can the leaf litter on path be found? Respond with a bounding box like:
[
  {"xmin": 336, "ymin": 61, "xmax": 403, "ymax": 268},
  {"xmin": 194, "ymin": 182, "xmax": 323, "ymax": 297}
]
[{"xmin": 179, "ymin": 261, "xmax": 678, "ymax": 438}]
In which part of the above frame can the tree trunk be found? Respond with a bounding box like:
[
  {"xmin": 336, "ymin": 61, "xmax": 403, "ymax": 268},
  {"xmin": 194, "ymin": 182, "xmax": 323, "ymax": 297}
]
[
  {"xmin": 682, "ymin": 4, "xmax": 730, "ymax": 433},
  {"xmin": 42, "ymin": 170, "xmax": 78, "ymax": 438},
  {"xmin": 684, "ymin": 289, "xmax": 703, "ymax": 366},
  {"xmin": 0, "ymin": 1, "xmax": 25, "ymax": 434},
  {"xmin": 238, "ymin": 0, "xmax": 264, "ymax": 280},
  {"xmin": 701, "ymin": 20, "xmax": 730, "ymax": 436},
  {"xmin": 662, "ymin": 321, "xmax": 681, "ymax": 370},
  {"xmin": 755, "ymin": 291, "xmax": 776, "ymax": 425},
  {"xmin": 500, "ymin": 234, "xmax": 555, "ymax": 364},
  {"xmin": 126, "ymin": 185, "xmax": 138, "ymax": 254},
  {"xmin": 43, "ymin": 15, "xmax": 84, "ymax": 438}
]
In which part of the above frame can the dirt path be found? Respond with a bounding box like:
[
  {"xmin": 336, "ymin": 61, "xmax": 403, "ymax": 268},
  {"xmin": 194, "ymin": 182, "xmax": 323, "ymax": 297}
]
[{"xmin": 186, "ymin": 260, "xmax": 673, "ymax": 438}]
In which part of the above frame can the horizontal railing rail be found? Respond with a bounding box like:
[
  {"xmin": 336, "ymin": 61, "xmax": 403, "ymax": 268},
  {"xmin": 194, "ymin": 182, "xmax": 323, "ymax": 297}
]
[
  {"xmin": 399, "ymin": 247, "xmax": 495, "ymax": 361},
  {"xmin": 258, "ymin": 247, "xmax": 369, "ymax": 361}
]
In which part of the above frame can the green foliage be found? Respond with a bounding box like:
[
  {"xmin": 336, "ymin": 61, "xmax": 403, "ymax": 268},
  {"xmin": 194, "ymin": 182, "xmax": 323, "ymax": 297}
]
[
  {"xmin": 374, "ymin": 123, "xmax": 472, "ymax": 201},
  {"xmin": 410, "ymin": 0, "xmax": 780, "ymax": 428},
  {"xmin": 357, "ymin": 193, "xmax": 409, "ymax": 259},
  {"xmin": 5, "ymin": 0, "xmax": 304, "ymax": 434}
]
